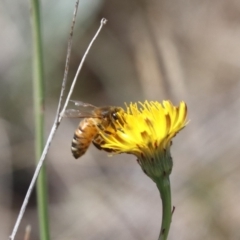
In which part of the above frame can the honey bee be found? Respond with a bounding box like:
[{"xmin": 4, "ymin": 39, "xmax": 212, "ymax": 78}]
[{"xmin": 64, "ymin": 101, "xmax": 124, "ymax": 159}]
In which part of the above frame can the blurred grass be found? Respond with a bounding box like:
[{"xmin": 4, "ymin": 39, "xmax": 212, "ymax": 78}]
[{"xmin": 31, "ymin": 0, "xmax": 50, "ymax": 239}]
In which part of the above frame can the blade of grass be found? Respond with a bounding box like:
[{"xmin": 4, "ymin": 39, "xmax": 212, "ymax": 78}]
[
  {"xmin": 9, "ymin": 16, "xmax": 107, "ymax": 240},
  {"xmin": 30, "ymin": 0, "xmax": 50, "ymax": 239}
]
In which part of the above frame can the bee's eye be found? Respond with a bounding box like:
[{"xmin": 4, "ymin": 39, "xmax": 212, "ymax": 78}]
[{"xmin": 112, "ymin": 112, "xmax": 118, "ymax": 120}]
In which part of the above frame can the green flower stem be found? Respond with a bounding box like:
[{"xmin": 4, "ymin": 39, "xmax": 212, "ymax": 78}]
[
  {"xmin": 31, "ymin": 0, "xmax": 50, "ymax": 239},
  {"xmin": 156, "ymin": 176, "xmax": 172, "ymax": 240}
]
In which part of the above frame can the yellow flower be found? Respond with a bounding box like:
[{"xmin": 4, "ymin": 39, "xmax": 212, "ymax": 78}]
[
  {"xmin": 100, "ymin": 101, "xmax": 187, "ymax": 156},
  {"xmin": 98, "ymin": 100, "xmax": 187, "ymax": 181}
]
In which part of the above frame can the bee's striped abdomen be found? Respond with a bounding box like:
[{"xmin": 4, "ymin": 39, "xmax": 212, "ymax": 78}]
[{"xmin": 71, "ymin": 118, "xmax": 98, "ymax": 159}]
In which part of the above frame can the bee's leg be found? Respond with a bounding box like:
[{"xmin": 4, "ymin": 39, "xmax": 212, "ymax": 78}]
[
  {"xmin": 92, "ymin": 141, "xmax": 102, "ymax": 150},
  {"xmin": 96, "ymin": 123, "xmax": 104, "ymax": 131},
  {"xmin": 110, "ymin": 121, "xmax": 117, "ymax": 131},
  {"xmin": 92, "ymin": 134, "xmax": 113, "ymax": 152},
  {"xmin": 92, "ymin": 141, "xmax": 114, "ymax": 153}
]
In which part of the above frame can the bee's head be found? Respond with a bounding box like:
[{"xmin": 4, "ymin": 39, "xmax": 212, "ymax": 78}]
[
  {"xmin": 111, "ymin": 107, "xmax": 122, "ymax": 120},
  {"xmin": 110, "ymin": 107, "xmax": 126, "ymax": 127}
]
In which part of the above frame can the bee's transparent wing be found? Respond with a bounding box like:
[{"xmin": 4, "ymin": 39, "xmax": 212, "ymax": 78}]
[
  {"xmin": 63, "ymin": 109, "xmax": 95, "ymax": 118},
  {"xmin": 70, "ymin": 100, "xmax": 96, "ymax": 108}
]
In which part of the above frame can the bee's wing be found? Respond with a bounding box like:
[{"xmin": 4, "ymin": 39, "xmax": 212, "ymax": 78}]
[
  {"xmin": 70, "ymin": 100, "xmax": 97, "ymax": 108},
  {"xmin": 63, "ymin": 109, "xmax": 96, "ymax": 118}
]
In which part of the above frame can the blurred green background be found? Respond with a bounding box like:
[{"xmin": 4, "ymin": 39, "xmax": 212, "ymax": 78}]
[{"xmin": 1, "ymin": 0, "xmax": 240, "ymax": 239}]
